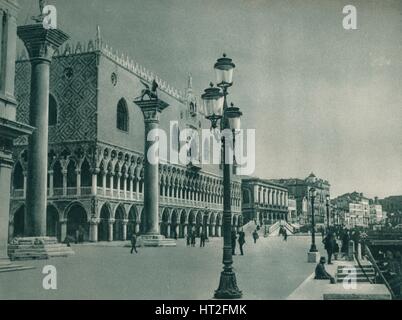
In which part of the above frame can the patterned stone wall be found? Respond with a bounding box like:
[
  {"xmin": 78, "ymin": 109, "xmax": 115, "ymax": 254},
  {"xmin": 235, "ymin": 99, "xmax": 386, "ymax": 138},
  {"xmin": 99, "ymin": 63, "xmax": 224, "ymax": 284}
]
[{"xmin": 14, "ymin": 52, "xmax": 98, "ymax": 145}]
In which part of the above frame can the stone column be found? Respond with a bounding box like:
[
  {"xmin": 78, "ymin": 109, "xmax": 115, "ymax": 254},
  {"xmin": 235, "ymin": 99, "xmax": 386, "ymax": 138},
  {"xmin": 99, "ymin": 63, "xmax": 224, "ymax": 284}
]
[
  {"xmin": 76, "ymin": 169, "xmax": 81, "ymax": 196},
  {"xmin": 216, "ymin": 225, "xmax": 221, "ymax": 237},
  {"xmin": 116, "ymin": 173, "xmax": 121, "ymax": 199},
  {"xmin": 91, "ymin": 169, "xmax": 98, "ymax": 196},
  {"xmin": 60, "ymin": 219, "xmax": 67, "ymax": 242},
  {"xmin": 102, "ymin": 172, "xmax": 106, "ymax": 195},
  {"xmin": 134, "ymin": 222, "xmax": 140, "ymax": 234},
  {"xmin": 0, "ymin": 0, "xmax": 33, "ymax": 264},
  {"xmin": 183, "ymin": 224, "xmax": 188, "ymax": 237},
  {"xmin": 123, "ymin": 175, "xmax": 128, "ymax": 200},
  {"xmin": 122, "ymin": 219, "xmax": 128, "ymax": 241},
  {"xmin": 129, "ymin": 177, "xmax": 134, "ymax": 200},
  {"xmin": 134, "ymin": 99, "xmax": 169, "ymax": 236},
  {"xmin": 166, "ymin": 223, "xmax": 171, "ymax": 238},
  {"xmin": 89, "ymin": 220, "xmax": 98, "ymax": 242},
  {"xmin": 0, "ymin": 151, "xmax": 13, "ymax": 260},
  {"xmin": 108, "ymin": 219, "xmax": 114, "ymax": 242},
  {"xmin": 62, "ymin": 169, "xmax": 67, "ymax": 196},
  {"xmin": 18, "ymin": 25, "xmax": 69, "ymax": 236},
  {"xmin": 23, "ymin": 171, "xmax": 28, "ymax": 198},
  {"xmin": 48, "ymin": 170, "xmax": 53, "ymax": 197}
]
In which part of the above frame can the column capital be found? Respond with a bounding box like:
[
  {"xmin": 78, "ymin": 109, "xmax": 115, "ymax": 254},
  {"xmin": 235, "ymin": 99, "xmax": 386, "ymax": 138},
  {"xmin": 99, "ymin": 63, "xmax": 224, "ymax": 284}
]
[
  {"xmin": 134, "ymin": 99, "xmax": 169, "ymax": 123},
  {"xmin": 17, "ymin": 24, "xmax": 69, "ymax": 63}
]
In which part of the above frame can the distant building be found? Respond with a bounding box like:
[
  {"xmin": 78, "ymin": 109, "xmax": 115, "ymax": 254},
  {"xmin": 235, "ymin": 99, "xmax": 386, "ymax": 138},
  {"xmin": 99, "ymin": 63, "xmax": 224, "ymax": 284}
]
[
  {"xmin": 369, "ymin": 197, "xmax": 383, "ymax": 224},
  {"xmin": 332, "ymin": 192, "xmax": 378, "ymax": 228},
  {"xmin": 241, "ymin": 178, "xmax": 289, "ymax": 225},
  {"xmin": 270, "ymin": 172, "xmax": 331, "ymax": 226},
  {"xmin": 380, "ymin": 196, "xmax": 402, "ymax": 215},
  {"xmin": 287, "ymin": 197, "xmax": 297, "ymax": 224}
]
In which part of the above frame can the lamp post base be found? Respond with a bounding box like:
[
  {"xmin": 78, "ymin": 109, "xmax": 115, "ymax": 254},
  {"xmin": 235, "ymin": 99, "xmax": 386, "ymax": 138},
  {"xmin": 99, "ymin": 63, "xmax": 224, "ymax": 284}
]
[
  {"xmin": 214, "ymin": 270, "xmax": 242, "ymax": 299},
  {"xmin": 307, "ymin": 251, "xmax": 320, "ymax": 263}
]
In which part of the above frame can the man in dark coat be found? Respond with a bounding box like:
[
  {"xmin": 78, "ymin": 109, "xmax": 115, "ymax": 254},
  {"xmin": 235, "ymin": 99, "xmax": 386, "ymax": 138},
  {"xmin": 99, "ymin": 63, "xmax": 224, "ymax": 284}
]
[
  {"xmin": 130, "ymin": 234, "xmax": 138, "ymax": 254},
  {"xmin": 200, "ymin": 232, "xmax": 206, "ymax": 247},
  {"xmin": 191, "ymin": 232, "xmax": 196, "ymax": 247},
  {"xmin": 231, "ymin": 231, "xmax": 237, "ymax": 255},
  {"xmin": 238, "ymin": 231, "xmax": 246, "ymax": 255},
  {"xmin": 186, "ymin": 233, "xmax": 191, "ymax": 246},
  {"xmin": 341, "ymin": 229, "xmax": 350, "ymax": 258},
  {"xmin": 323, "ymin": 232, "xmax": 336, "ymax": 264}
]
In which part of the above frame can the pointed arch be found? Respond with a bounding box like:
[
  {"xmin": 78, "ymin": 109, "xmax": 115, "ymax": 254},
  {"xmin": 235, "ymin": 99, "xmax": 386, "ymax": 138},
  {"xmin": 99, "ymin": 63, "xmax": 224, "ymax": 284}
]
[{"xmin": 117, "ymin": 98, "xmax": 129, "ymax": 132}]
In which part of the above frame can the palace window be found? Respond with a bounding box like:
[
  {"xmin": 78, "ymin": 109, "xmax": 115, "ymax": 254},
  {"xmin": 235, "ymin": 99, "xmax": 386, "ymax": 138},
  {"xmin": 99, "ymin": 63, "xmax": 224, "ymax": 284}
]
[
  {"xmin": 48, "ymin": 94, "xmax": 58, "ymax": 126},
  {"xmin": 116, "ymin": 99, "xmax": 128, "ymax": 132}
]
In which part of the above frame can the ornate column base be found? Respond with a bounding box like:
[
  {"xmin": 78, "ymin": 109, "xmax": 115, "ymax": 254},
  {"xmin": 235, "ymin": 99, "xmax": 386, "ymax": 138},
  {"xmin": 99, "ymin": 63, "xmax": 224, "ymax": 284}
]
[
  {"xmin": 307, "ymin": 251, "xmax": 320, "ymax": 263},
  {"xmin": 8, "ymin": 237, "xmax": 74, "ymax": 261},
  {"xmin": 137, "ymin": 234, "xmax": 176, "ymax": 247},
  {"xmin": 214, "ymin": 270, "xmax": 242, "ymax": 299}
]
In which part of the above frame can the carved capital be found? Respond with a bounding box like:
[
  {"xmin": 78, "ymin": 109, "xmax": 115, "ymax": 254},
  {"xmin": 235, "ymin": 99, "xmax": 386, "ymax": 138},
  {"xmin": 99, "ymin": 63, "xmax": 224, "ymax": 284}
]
[
  {"xmin": 17, "ymin": 24, "xmax": 69, "ymax": 63},
  {"xmin": 134, "ymin": 99, "xmax": 169, "ymax": 124}
]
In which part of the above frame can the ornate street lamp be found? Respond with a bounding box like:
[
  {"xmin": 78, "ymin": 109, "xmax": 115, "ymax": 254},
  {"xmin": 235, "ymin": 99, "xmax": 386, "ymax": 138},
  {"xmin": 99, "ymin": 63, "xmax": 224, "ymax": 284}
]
[
  {"xmin": 202, "ymin": 54, "xmax": 242, "ymax": 299},
  {"xmin": 309, "ymin": 187, "xmax": 317, "ymax": 253},
  {"xmin": 326, "ymin": 195, "xmax": 330, "ymax": 231}
]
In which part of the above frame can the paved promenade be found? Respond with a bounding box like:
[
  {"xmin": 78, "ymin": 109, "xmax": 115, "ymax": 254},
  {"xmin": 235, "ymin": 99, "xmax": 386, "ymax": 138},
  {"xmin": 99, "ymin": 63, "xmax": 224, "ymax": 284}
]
[{"xmin": 0, "ymin": 235, "xmax": 324, "ymax": 300}]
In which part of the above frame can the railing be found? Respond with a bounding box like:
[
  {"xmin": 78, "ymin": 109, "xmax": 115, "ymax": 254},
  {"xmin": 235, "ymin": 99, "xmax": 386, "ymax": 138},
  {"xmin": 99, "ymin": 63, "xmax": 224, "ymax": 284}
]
[
  {"xmin": 53, "ymin": 188, "xmax": 63, "ymax": 196},
  {"xmin": 67, "ymin": 187, "xmax": 77, "ymax": 196},
  {"xmin": 363, "ymin": 242, "xmax": 396, "ymax": 299},
  {"xmin": 268, "ymin": 221, "xmax": 281, "ymax": 234},
  {"xmin": 81, "ymin": 187, "xmax": 92, "ymax": 195}
]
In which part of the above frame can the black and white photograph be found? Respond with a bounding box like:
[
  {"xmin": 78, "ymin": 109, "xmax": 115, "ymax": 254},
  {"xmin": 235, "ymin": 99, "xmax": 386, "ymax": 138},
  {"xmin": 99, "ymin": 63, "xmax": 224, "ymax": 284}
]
[{"xmin": 0, "ymin": 0, "xmax": 402, "ymax": 303}]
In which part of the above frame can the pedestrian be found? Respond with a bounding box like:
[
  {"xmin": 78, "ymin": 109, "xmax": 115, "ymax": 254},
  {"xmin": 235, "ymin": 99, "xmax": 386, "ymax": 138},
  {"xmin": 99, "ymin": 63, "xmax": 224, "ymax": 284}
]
[
  {"xmin": 252, "ymin": 229, "xmax": 259, "ymax": 244},
  {"xmin": 283, "ymin": 229, "xmax": 288, "ymax": 241},
  {"xmin": 130, "ymin": 234, "xmax": 138, "ymax": 254},
  {"xmin": 314, "ymin": 257, "xmax": 335, "ymax": 283},
  {"xmin": 238, "ymin": 231, "xmax": 245, "ymax": 256},
  {"xmin": 200, "ymin": 232, "xmax": 206, "ymax": 247},
  {"xmin": 323, "ymin": 232, "xmax": 335, "ymax": 264},
  {"xmin": 191, "ymin": 232, "xmax": 196, "ymax": 247},
  {"xmin": 231, "ymin": 230, "xmax": 237, "ymax": 255},
  {"xmin": 186, "ymin": 233, "xmax": 190, "ymax": 246},
  {"xmin": 341, "ymin": 229, "xmax": 350, "ymax": 258}
]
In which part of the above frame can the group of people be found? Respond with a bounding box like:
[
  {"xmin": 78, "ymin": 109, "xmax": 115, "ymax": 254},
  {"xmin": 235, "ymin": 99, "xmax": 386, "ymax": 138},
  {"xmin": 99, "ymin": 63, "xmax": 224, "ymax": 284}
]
[
  {"xmin": 186, "ymin": 230, "xmax": 207, "ymax": 247},
  {"xmin": 378, "ymin": 250, "xmax": 402, "ymax": 296},
  {"xmin": 232, "ymin": 230, "xmax": 246, "ymax": 255},
  {"xmin": 279, "ymin": 226, "xmax": 288, "ymax": 241}
]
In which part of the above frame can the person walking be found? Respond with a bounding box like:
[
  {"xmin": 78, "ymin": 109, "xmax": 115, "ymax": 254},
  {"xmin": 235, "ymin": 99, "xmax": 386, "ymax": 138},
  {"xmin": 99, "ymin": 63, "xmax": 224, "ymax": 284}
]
[
  {"xmin": 252, "ymin": 229, "xmax": 259, "ymax": 244},
  {"xmin": 200, "ymin": 232, "xmax": 206, "ymax": 247},
  {"xmin": 341, "ymin": 229, "xmax": 350, "ymax": 258},
  {"xmin": 191, "ymin": 232, "xmax": 196, "ymax": 247},
  {"xmin": 323, "ymin": 232, "xmax": 335, "ymax": 264},
  {"xmin": 283, "ymin": 229, "xmax": 288, "ymax": 241},
  {"xmin": 186, "ymin": 233, "xmax": 190, "ymax": 247},
  {"xmin": 238, "ymin": 231, "xmax": 245, "ymax": 256},
  {"xmin": 130, "ymin": 234, "xmax": 138, "ymax": 254},
  {"xmin": 231, "ymin": 230, "xmax": 237, "ymax": 255}
]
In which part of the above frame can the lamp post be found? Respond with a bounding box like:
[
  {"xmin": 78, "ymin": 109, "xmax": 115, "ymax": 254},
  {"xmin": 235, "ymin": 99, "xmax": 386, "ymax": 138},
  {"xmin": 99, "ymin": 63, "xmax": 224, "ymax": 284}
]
[
  {"xmin": 309, "ymin": 188, "xmax": 317, "ymax": 253},
  {"xmin": 326, "ymin": 195, "xmax": 330, "ymax": 231},
  {"xmin": 202, "ymin": 54, "xmax": 242, "ymax": 299}
]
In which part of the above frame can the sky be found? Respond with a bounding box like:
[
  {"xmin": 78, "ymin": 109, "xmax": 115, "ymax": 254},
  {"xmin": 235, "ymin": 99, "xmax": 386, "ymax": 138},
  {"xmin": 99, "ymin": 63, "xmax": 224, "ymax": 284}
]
[{"xmin": 16, "ymin": 0, "xmax": 402, "ymax": 198}]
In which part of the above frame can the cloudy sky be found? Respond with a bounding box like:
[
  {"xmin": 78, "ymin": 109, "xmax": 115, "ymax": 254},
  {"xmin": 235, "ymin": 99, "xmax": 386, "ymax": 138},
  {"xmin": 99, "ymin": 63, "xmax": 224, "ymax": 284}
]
[{"xmin": 17, "ymin": 0, "xmax": 402, "ymax": 198}]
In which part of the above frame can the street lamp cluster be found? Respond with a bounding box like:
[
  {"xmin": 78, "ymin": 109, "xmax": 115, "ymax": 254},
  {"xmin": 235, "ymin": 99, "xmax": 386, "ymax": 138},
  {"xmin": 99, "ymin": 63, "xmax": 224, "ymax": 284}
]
[{"xmin": 201, "ymin": 54, "xmax": 243, "ymax": 299}]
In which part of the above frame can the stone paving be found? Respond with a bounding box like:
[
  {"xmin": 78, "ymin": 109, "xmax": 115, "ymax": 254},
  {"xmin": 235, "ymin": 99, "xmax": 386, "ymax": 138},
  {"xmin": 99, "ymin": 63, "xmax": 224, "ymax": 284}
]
[{"xmin": 0, "ymin": 234, "xmax": 325, "ymax": 300}]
